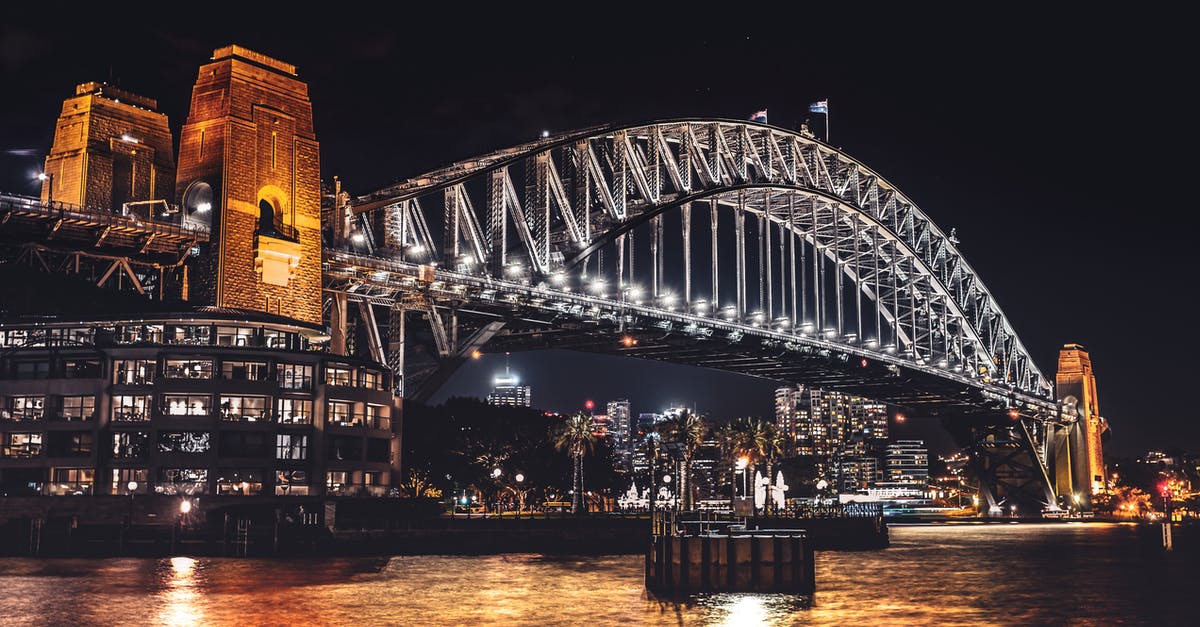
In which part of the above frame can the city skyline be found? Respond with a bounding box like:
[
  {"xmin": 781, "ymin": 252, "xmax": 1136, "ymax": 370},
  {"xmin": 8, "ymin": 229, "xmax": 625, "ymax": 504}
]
[{"xmin": 1, "ymin": 9, "xmax": 1194, "ymax": 456}]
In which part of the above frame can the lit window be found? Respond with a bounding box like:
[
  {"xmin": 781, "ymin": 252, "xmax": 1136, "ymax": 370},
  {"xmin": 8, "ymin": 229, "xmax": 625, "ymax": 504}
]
[
  {"xmin": 220, "ymin": 395, "xmax": 270, "ymax": 421},
  {"xmin": 156, "ymin": 468, "xmax": 208, "ymax": 495},
  {"xmin": 277, "ymin": 363, "xmax": 314, "ymax": 390},
  {"xmin": 277, "ymin": 398, "xmax": 313, "ymax": 425},
  {"xmin": 161, "ymin": 394, "xmax": 211, "ymax": 417},
  {"xmin": 114, "ymin": 359, "xmax": 156, "ymax": 385},
  {"xmin": 111, "ymin": 468, "xmax": 148, "ymax": 494},
  {"xmin": 276, "ymin": 434, "xmax": 309, "ymax": 461},
  {"xmin": 1, "ymin": 432, "xmax": 42, "ymax": 458},
  {"xmin": 112, "ymin": 431, "xmax": 149, "ymax": 459},
  {"xmin": 275, "ymin": 470, "xmax": 309, "ymax": 496},
  {"xmin": 216, "ymin": 326, "xmax": 257, "ymax": 347},
  {"xmin": 112, "ymin": 395, "xmax": 151, "ymax": 421},
  {"xmin": 325, "ymin": 365, "xmax": 354, "ymax": 387},
  {"xmin": 49, "ymin": 468, "xmax": 94, "ymax": 495},
  {"xmin": 58, "ymin": 396, "xmax": 95, "ymax": 421},
  {"xmin": 216, "ymin": 469, "xmax": 263, "ymax": 496},
  {"xmin": 4, "ymin": 396, "xmax": 45, "ymax": 421},
  {"xmin": 221, "ymin": 361, "xmax": 270, "ymax": 381},
  {"xmin": 164, "ymin": 358, "xmax": 214, "ymax": 379},
  {"xmin": 157, "ymin": 431, "xmax": 211, "ymax": 454},
  {"xmin": 326, "ymin": 401, "xmax": 357, "ymax": 426}
]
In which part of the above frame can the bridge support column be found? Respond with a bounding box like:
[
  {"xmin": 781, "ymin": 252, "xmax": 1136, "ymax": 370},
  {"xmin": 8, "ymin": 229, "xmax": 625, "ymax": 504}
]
[
  {"xmin": 388, "ymin": 306, "xmax": 405, "ymax": 396},
  {"xmin": 330, "ymin": 292, "xmax": 349, "ymax": 356}
]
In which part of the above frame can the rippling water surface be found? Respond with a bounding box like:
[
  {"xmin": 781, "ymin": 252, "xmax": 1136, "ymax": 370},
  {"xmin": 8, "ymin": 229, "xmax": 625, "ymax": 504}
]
[{"xmin": 0, "ymin": 523, "xmax": 1194, "ymax": 626}]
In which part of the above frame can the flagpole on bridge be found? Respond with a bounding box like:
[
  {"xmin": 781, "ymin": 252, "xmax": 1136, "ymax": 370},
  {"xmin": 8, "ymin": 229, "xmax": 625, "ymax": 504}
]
[{"xmin": 808, "ymin": 99, "xmax": 830, "ymax": 144}]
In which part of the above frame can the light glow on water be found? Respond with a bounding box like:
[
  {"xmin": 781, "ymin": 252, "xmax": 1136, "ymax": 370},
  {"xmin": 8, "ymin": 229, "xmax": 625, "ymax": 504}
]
[
  {"xmin": 158, "ymin": 557, "xmax": 201, "ymax": 627},
  {"xmin": 0, "ymin": 524, "xmax": 1193, "ymax": 626}
]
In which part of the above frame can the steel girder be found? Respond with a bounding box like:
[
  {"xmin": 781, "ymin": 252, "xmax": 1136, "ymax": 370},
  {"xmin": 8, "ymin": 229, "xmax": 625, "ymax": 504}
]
[{"xmin": 350, "ymin": 119, "xmax": 1049, "ymax": 399}]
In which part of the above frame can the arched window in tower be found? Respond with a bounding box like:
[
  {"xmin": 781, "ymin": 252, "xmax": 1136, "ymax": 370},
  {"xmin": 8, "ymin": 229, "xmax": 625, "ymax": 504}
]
[{"xmin": 259, "ymin": 199, "xmax": 279, "ymax": 237}]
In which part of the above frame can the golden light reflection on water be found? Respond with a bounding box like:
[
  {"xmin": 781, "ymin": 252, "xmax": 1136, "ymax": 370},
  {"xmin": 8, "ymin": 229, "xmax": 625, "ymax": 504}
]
[
  {"xmin": 715, "ymin": 595, "xmax": 769, "ymax": 626},
  {"xmin": 0, "ymin": 525, "xmax": 1193, "ymax": 626},
  {"xmin": 157, "ymin": 556, "xmax": 203, "ymax": 627}
]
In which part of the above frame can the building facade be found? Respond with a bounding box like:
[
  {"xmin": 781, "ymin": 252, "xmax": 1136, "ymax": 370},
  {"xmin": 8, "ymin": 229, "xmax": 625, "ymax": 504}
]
[
  {"xmin": 776, "ymin": 384, "xmax": 889, "ymax": 489},
  {"xmin": 883, "ymin": 439, "xmax": 929, "ymax": 496},
  {"xmin": 0, "ymin": 312, "xmax": 400, "ymax": 497}
]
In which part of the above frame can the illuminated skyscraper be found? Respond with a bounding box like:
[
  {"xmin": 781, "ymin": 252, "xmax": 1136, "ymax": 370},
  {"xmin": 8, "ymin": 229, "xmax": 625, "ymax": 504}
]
[
  {"xmin": 486, "ymin": 359, "xmax": 530, "ymax": 407},
  {"xmin": 775, "ymin": 385, "xmax": 888, "ymax": 458},
  {"xmin": 607, "ymin": 399, "xmax": 632, "ymax": 452},
  {"xmin": 883, "ymin": 440, "xmax": 929, "ymax": 496}
]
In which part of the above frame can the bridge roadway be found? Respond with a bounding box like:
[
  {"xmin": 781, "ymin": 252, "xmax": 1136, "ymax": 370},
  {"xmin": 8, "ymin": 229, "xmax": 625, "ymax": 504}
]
[{"xmin": 324, "ymin": 249, "xmax": 1057, "ymax": 421}]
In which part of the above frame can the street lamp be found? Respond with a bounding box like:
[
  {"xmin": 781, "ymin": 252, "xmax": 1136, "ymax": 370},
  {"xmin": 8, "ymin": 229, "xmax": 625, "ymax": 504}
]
[
  {"xmin": 37, "ymin": 171, "xmax": 54, "ymax": 204},
  {"xmin": 736, "ymin": 456, "xmax": 749, "ymax": 499},
  {"xmin": 126, "ymin": 480, "xmax": 138, "ymax": 526}
]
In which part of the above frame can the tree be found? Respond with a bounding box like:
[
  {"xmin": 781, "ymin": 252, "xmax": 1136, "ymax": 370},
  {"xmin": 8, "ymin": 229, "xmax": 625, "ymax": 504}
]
[
  {"xmin": 723, "ymin": 417, "xmax": 782, "ymax": 515},
  {"xmin": 716, "ymin": 422, "xmax": 747, "ymax": 511},
  {"xmin": 400, "ymin": 468, "xmax": 443, "ymax": 498},
  {"xmin": 657, "ymin": 410, "xmax": 708, "ymax": 511},
  {"xmin": 637, "ymin": 432, "xmax": 663, "ymax": 511},
  {"xmin": 552, "ymin": 412, "xmax": 597, "ymax": 515}
]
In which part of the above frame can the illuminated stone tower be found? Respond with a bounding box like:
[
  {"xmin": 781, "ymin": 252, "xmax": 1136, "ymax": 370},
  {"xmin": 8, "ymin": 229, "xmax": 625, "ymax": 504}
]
[
  {"xmin": 175, "ymin": 46, "xmax": 322, "ymax": 325},
  {"xmin": 41, "ymin": 82, "xmax": 175, "ymax": 211},
  {"xmin": 1054, "ymin": 344, "xmax": 1108, "ymax": 499}
]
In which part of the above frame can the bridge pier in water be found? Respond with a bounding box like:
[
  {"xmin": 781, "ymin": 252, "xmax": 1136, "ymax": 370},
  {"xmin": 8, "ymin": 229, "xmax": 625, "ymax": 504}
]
[{"xmin": 646, "ymin": 512, "xmax": 815, "ymax": 596}]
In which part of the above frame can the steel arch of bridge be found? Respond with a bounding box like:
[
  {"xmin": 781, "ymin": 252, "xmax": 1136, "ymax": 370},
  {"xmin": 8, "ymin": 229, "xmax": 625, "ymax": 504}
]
[{"xmin": 348, "ymin": 118, "xmax": 1050, "ymax": 402}]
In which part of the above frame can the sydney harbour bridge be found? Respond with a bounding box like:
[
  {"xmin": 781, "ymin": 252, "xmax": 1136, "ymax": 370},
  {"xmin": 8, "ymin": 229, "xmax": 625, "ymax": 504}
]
[
  {"xmin": 1, "ymin": 114, "xmax": 1100, "ymax": 516},
  {"xmin": 323, "ymin": 118, "xmax": 1093, "ymax": 516}
]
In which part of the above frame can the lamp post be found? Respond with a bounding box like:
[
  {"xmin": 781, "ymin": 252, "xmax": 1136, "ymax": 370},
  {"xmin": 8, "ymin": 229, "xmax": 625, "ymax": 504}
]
[
  {"xmin": 37, "ymin": 171, "xmax": 54, "ymax": 204},
  {"xmin": 126, "ymin": 480, "xmax": 138, "ymax": 525}
]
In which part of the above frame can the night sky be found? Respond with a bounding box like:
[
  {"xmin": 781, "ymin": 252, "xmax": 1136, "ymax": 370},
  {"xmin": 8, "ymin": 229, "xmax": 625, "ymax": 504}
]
[{"xmin": 1, "ymin": 7, "xmax": 1193, "ymax": 455}]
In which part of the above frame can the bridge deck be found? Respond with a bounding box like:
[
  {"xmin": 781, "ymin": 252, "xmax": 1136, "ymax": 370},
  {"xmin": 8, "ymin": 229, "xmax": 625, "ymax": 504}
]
[{"xmin": 0, "ymin": 193, "xmax": 207, "ymax": 263}]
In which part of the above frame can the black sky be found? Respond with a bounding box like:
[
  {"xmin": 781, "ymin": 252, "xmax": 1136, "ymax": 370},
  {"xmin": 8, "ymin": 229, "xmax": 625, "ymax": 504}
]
[{"xmin": 1, "ymin": 6, "xmax": 1194, "ymax": 455}]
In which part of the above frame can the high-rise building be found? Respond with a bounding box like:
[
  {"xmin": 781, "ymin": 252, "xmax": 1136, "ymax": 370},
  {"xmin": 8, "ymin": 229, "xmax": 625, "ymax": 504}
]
[
  {"xmin": 636, "ymin": 412, "xmax": 663, "ymax": 441},
  {"xmin": 838, "ymin": 456, "xmax": 880, "ymax": 493},
  {"xmin": 776, "ymin": 385, "xmax": 890, "ymax": 490},
  {"xmin": 590, "ymin": 413, "xmax": 610, "ymax": 437},
  {"xmin": 486, "ymin": 370, "xmax": 530, "ymax": 407},
  {"xmin": 775, "ymin": 385, "xmax": 888, "ymax": 458},
  {"xmin": 883, "ymin": 440, "xmax": 929, "ymax": 496},
  {"xmin": 607, "ymin": 399, "xmax": 631, "ymax": 452}
]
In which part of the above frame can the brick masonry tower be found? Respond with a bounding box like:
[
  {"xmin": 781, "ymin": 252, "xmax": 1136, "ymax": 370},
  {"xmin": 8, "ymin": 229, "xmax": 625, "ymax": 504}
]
[
  {"xmin": 1055, "ymin": 343, "xmax": 1108, "ymax": 498},
  {"xmin": 42, "ymin": 82, "xmax": 175, "ymax": 211},
  {"xmin": 175, "ymin": 46, "xmax": 322, "ymax": 325}
]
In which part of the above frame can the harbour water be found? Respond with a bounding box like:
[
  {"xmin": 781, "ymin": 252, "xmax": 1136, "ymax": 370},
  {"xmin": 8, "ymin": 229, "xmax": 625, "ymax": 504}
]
[{"xmin": 0, "ymin": 522, "xmax": 1193, "ymax": 626}]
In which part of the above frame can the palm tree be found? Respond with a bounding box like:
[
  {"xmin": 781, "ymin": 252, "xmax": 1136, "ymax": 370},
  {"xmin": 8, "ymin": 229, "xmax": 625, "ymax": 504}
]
[
  {"xmin": 658, "ymin": 410, "xmax": 707, "ymax": 510},
  {"xmin": 742, "ymin": 418, "xmax": 783, "ymax": 516},
  {"xmin": 637, "ymin": 432, "xmax": 662, "ymax": 511},
  {"xmin": 552, "ymin": 412, "xmax": 596, "ymax": 515},
  {"xmin": 716, "ymin": 421, "xmax": 747, "ymax": 511}
]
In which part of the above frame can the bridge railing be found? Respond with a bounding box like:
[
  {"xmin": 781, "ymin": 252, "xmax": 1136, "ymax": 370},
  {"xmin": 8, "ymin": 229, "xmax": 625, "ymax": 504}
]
[{"xmin": 0, "ymin": 192, "xmax": 209, "ymax": 241}]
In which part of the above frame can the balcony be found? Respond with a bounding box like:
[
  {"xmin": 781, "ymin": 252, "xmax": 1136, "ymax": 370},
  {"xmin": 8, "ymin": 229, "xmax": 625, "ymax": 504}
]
[{"xmin": 327, "ymin": 413, "xmax": 391, "ymax": 430}]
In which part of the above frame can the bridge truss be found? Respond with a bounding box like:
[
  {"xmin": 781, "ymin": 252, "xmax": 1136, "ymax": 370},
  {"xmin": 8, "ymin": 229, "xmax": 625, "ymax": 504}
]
[{"xmin": 327, "ymin": 119, "xmax": 1074, "ymax": 514}]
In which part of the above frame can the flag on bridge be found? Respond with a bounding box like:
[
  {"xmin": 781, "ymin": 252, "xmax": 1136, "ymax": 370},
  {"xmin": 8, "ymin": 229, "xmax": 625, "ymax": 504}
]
[
  {"xmin": 749, "ymin": 109, "xmax": 768, "ymax": 123},
  {"xmin": 808, "ymin": 100, "xmax": 828, "ymax": 114}
]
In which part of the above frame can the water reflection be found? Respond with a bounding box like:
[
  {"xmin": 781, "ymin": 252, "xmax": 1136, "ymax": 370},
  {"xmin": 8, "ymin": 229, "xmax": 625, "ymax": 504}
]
[
  {"xmin": 0, "ymin": 524, "xmax": 1192, "ymax": 626},
  {"xmin": 713, "ymin": 595, "xmax": 770, "ymax": 626},
  {"xmin": 156, "ymin": 557, "xmax": 203, "ymax": 627}
]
